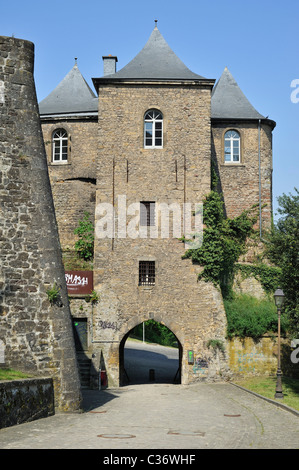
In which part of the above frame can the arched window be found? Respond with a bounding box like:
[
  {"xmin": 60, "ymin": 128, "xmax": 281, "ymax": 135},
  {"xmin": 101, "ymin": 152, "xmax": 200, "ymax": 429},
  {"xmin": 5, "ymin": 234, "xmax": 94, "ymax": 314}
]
[
  {"xmin": 52, "ymin": 128, "xmax": 68, "ymax": 162},
  {"xmin": 224, "ymin": 130, "xmax": 240, "ymax": 163},
  {"xmin": 144, "ymin": 109, "xmax": 163, "ymax": 148}
]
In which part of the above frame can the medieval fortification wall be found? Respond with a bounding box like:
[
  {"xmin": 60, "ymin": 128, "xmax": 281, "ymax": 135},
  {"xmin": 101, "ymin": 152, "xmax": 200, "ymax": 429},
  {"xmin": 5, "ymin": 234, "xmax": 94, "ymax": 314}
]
[{"xmin": 0, "ymin": 36, "xmax": 81, "ymax": 411}]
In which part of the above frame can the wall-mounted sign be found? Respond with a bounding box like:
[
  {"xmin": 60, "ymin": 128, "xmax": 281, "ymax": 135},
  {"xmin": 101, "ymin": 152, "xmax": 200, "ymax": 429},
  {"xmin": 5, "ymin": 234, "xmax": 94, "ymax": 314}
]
[
  {"xmin": 65, "ymin": 271, "xmax": 93, "ymax": 295},
  {"xmin": 188, "ymin": 350, "xmax": 194, "ymax": 364}
]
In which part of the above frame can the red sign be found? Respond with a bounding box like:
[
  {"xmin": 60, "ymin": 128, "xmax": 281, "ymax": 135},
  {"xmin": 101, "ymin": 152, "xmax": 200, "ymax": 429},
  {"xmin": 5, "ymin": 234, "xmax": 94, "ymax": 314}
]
[{"xmin": 65, "ymin": 271, "xmax": 93, "ymax": 295}]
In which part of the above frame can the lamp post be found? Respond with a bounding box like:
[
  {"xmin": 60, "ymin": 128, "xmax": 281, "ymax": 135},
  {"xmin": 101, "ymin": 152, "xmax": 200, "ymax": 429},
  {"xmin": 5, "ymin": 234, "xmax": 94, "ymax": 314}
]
[{"xmin": 274, "ymin": 288, "xmax": 285, "ymax": 399}]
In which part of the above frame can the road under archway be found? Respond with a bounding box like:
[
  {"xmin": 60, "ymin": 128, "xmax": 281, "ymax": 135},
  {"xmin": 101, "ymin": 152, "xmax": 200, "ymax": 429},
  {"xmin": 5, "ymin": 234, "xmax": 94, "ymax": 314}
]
[
  {"xmin": 124, "ymin": 339, "xmax": 180, "ymax": 384},
  {"xmin": 119, "ymin": 321, "xmax": 181, "ymax": 386}
]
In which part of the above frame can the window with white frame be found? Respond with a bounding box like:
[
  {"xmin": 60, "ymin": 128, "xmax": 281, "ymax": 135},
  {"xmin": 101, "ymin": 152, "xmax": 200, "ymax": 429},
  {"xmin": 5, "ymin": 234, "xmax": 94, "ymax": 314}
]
[
  {"xmin": 52, "ymin": 128, "xmax": 68, "ymax": 162},
  {"xmin": 144, "ymin": 110, "xmax": 163, "ymax": 148},
  {"xmin": 224, "ymin": 130, "xmax": 240, "ymax": 163}
]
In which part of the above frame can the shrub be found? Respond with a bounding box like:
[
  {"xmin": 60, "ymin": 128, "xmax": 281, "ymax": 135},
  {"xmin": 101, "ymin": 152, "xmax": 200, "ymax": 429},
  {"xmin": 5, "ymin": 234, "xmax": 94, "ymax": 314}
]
[
  {"xmin": 224, "ymin": 294, "xmax": 289, "ymax": 339},
  {"xmin": 46, "ymin": 282, "xmax": 61, "ymax": 305},
  {"xmin": 74, "ymin": 212, "xmax": 94, "ymax": 261}
]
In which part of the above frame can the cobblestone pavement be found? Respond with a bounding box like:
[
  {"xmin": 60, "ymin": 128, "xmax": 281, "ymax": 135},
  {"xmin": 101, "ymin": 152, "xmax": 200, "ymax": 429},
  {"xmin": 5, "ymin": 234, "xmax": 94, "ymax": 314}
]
[{"xmin": 0, "ymin": 382, "xmax": 298, "ymax": 450}]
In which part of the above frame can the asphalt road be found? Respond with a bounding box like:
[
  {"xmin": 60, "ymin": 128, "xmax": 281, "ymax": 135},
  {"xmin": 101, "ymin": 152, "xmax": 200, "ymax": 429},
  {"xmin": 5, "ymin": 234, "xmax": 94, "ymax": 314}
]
[{"xmin": 124, "ymin": 339, "xmax": 179, "ymax": 384}]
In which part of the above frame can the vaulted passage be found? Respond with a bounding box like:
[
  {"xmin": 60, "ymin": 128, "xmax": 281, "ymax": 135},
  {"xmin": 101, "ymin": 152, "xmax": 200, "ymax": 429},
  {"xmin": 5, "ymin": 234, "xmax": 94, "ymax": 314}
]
[{"xmin": 119, "ymin": 321, "xmax": 182, "ymax": 385}]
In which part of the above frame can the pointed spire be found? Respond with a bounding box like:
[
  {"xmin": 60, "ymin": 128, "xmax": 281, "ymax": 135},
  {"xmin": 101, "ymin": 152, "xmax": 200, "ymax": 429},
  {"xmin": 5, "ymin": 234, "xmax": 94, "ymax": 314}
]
[
  {"xmin": 39, "ymin": 62, "xmax": 98, "ymax": 115},
  {"xmin": 211, "ymin": 67, "xmax": 265, "ymax": 120},
  {"xmin": 99, "ymin": 25, "xmax": 206, "ymax": 80}
]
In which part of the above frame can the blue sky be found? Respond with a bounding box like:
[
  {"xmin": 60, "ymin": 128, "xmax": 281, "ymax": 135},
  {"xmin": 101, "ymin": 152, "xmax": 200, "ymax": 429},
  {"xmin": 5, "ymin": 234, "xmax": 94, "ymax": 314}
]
[{"xmin": 2, "ymin": 0, "xmax": 298, "ymax": 219}]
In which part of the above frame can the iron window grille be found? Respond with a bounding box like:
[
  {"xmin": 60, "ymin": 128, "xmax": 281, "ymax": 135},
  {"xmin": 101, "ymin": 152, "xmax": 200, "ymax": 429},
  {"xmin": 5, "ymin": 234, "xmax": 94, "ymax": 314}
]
[
  {"xmin": 140, "ymin": 201, "xmax": 156, "ymax": 226},
  {"xmin": 52, "ymin": 128, "xmax": 68, "ymax": 162},
  {"xmin": 224, "ymin": 130, "xmax": 240, "ymax": 163},
  {"xmin": 139, "ymin": 261, "xmax": 155, "ymax": 286},
  {"xmin": 144, "ymin": 109, "xmax": 163, "ymax": 148}
]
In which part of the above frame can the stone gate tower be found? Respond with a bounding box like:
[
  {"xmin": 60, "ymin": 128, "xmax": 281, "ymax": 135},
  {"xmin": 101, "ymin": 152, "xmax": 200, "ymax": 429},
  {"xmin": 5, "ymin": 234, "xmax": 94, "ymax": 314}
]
[
  {"xmin": 0, "ymin": 36, "xmax": 81, "ymax": 410},
  {"xmin": 38, "ymin": 23, "xmax": 275, "ymax": 388},
  {"xmin": 91, "ymin": 24, "xmax": 229, "ymax": 386}
]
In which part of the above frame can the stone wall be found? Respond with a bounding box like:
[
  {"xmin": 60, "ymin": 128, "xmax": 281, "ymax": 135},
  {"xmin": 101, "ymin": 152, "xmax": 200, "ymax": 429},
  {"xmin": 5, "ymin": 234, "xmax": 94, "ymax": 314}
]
[
  {"xmin": 228, "ymin": 336, "xmax": 299, "ymax": 379},
  {"xmin": 211, "ymin": 121, "xmax": 273, "ymax": 234},
  {"xmin": 0, "ymin": 36, "xmax": 81, "ymax": 411},
  {"xmin": 0, "ymin": 378, "xmax": 54, "ymax": 429},
  {"xmin": 41, "ymin": 120, "xmax": 97, "ymax": 249}
]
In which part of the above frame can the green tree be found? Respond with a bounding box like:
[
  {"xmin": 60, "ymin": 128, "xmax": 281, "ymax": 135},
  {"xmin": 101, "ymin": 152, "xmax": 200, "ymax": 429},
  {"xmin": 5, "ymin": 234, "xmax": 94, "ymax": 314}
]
[
  {"xmin": 266, "ymin": 188, "xmax": 299, "ymax": 337},
  {"xmin": 74, "ymin": 212, "xmax": 94, "ymax": 261},
  {"xmin": 130, "ymin": 320, "xmax": 178, "ymax": 347}
]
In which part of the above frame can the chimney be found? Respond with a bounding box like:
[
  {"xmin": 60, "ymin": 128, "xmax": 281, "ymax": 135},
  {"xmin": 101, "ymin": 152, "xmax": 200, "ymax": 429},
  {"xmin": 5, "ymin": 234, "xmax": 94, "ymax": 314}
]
[{"xmin": 102, "ymin": 55, "xmax": 118, "ymax": 76}]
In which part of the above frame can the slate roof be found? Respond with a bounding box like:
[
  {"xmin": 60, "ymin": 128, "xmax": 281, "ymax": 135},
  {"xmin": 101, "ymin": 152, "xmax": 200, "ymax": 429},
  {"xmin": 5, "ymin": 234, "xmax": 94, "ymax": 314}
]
[
  {"xmin": 96, "ymin": 24, "xmax": 207, "ymax": 81},
  {"xmin": 211, "ymin": 67, "xmax": 265, "ymax": 120},
  {"xmin": 39, "ymin": 63, "xmax": 98, "ymax": 116}
]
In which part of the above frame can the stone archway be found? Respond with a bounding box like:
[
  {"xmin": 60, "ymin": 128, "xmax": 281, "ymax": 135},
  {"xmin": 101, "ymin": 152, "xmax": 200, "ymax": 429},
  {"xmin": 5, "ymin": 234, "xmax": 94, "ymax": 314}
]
[{"xmin": 119, "ymin": 321, "xmax": 182, "ymax": 386}]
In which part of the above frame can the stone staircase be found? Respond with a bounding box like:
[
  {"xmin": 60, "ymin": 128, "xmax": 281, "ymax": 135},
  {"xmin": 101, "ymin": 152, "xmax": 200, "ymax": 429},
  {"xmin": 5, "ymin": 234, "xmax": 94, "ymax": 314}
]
[{"xmin": 77, "ymin": 354, "xmax": 92, "ymax": 389}]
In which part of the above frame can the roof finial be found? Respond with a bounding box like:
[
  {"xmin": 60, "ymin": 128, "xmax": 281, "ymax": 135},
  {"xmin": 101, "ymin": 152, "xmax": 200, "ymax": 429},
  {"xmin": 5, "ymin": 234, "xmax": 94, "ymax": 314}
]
[
  {"xmin": 154, "ymin": 19, "xmax": 158, "ymax": 29},
  {"xmin": 75, "ymin": 57, "xmax": 78, "ymax": 65}
]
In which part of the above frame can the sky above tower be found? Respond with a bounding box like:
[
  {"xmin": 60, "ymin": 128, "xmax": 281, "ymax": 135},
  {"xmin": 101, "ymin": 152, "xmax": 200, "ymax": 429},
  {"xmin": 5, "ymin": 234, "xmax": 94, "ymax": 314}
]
[{"xmin": 1, "ymin": 0, "xmax": 298, "ymax": 218}]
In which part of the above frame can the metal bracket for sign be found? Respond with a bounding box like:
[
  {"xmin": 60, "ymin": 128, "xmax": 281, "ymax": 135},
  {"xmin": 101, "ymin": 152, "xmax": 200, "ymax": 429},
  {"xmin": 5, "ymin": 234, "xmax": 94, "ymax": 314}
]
[{"xmin": 188, "ymin": 350, "xmax": 194, "ymax": 364}]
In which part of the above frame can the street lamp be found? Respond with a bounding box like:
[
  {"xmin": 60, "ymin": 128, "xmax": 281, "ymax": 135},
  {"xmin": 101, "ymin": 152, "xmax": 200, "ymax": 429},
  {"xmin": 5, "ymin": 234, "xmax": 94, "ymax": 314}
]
[{"xmin": 274, "ymin": 288, "xmax": 285, "ymax": 399}]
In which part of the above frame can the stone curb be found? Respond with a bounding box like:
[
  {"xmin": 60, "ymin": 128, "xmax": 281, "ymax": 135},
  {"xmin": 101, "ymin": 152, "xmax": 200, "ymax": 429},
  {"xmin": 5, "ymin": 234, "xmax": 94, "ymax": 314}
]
[{"xmin": 230, "ymin": 382, "xmax": 299, "ymax": 417}]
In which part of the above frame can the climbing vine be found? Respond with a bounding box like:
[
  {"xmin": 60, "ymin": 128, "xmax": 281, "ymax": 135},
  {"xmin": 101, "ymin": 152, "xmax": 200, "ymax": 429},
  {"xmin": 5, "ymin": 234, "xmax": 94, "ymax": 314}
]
[
  {"xmin": 235, "ymin": 263, "xmax": 282, "ymax": 294},
  {"xmin": 183, "ymin": 190, "xmax": 259, "ymax": 298}
]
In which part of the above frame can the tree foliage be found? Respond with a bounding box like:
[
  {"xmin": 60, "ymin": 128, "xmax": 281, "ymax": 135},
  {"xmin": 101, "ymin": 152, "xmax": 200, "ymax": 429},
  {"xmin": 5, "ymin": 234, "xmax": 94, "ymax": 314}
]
[
  {"xmin": 130, "ymin": 320, "xmax": 178, "ymax": 347},
  {"xmin": 224, "ymin": 294, "xmax": 289, "ymax": 339},
  {"xmin": 266, "ymin": 188, "xmax": 299, "ymax": 337}
]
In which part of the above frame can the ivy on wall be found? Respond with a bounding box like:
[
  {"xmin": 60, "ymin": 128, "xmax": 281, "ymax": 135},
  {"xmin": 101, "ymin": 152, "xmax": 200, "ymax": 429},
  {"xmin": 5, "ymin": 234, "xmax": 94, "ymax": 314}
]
[
  {"xmin": 235, "ymin": 263, "xmax": 282, "ymax": 294},
  {"xmin": 182, "ymin": 188, "xmax": 286, "ymax": 338},
  {"xmin": 183, "ymin": 190, "xmax": 259, "ymax": 298}
]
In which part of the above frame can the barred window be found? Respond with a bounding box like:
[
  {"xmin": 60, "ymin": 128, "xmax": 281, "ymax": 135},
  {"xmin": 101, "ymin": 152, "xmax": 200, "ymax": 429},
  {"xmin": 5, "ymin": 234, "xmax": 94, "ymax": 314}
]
[
  {"xmin": 52, "ymin": 128, "xmax": 68, "ymax": 162},
  {"xmin": 140, "ymin": 202, "xmax": 155, "ymax": 227},
  {"xmin": 144, "ymin": 109, "xmax": 163, "ymax": 148},
  {"xmin": 139, "ymin": 261, "xmax": 155, "ymax": 286}
]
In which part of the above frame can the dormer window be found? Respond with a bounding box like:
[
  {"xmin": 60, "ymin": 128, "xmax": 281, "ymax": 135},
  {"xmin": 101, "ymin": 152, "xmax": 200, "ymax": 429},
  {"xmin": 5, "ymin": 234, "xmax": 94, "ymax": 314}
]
[
  {"xmin": 224, "ymin": 130, "xmax": 240, "ymax": 163},
  {"xmin": 52, "ymin": 128, "xmax": 68, "ymax": 162},
  {"xmin": 144, "ymin": 110, "xmax": 163, "ymax": 148}
]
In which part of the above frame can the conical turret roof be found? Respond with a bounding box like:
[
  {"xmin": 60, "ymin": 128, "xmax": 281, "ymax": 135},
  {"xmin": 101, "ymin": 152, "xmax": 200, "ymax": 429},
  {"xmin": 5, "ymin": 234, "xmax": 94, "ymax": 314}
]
[
  {"xmin": 39, "ymin": 62, "xmax": 98, "ymax": 115},
  {"xmin": 99, "ymin": 24, "xmax": 206, "ymax": 81},
  {"xmin": 211, "ymin": 67, "xmax": 265, "ymax": 120}
]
